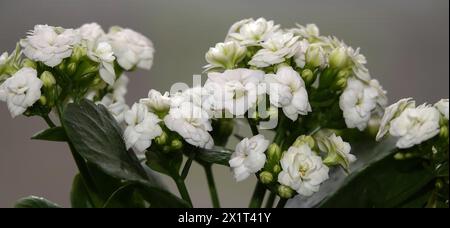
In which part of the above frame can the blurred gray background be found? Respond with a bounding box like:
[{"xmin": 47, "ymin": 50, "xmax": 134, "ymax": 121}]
[{"xmin": 0, "ymin": 0, "xmax": 448, "ymax": 208}]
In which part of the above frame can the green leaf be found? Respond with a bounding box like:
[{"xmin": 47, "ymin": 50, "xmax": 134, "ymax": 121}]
[
  {"xmin": 31, "ymin": 127, "xmax": 67, "ymax": 142},
  {"xmin": 62, "ymin": 99, "xmax": 147, "ymax": 182},
  {"xmin": 70, "ymin": 174, "xmax": 94, "ymax": 208},
  {"xmin": 102, "ymin": 183, "xmax": 146, "ymax": 208},
  {"xmin": 15, "ymin": 196, "xmax": 61, "ymax": 208},
  {"xmin": 196, "ymin": 146, "xmax": 233, "ymax": 166},
  {"xmin": 146, "ymin": 151, "xmax": 183, "ymax": 177},
  {"xmin": 137, "ymin": 182, "xmax": 191, "ymax": 208}
]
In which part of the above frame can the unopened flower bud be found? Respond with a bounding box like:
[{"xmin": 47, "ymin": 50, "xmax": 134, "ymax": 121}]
[
  {"xmin": 67, "ymin": 62, "xmax": 77, "ymax": 75},
  {"xmin": 394, "ymin": 152, "xmax": 405, "ymax": 160},
  {"xmin": 170, "ymin": 139, "xmax": 183, "ymax": 151},
  {"xmin": 259, "ymin": 171, "xmax": 273, "ymax": 184},
  {"xmin": 267, "ymin": 143, "xmax": 282, "ymax": 161},
  {"xmin": 329, "ymin": 47, "xmax": 348, "ymax": 69},
  {"xmin": 435, "ymin": 179, "xmax": 444, "ymax": 190},
  {"xmin": 71, "ymin": 45, "xmax": 86, "ymax": 63},
  {"xmin": 272, "ymin": 164, "xmax": 281, "ymax": 174},
  {"xmin": 40, "ymin": 71, "xmax": 56, "ymax": 88},
  {"xmin": 278, "ymin": 185, "xmax": 294, "ymax": 199},
  {"xmin": 293, "ymin": 135, "xmax": 315, "ymax": 148},
  {"xmin": 440, "ymin": 126, "xmax": 448, "ymax": 139},
  {"xmin": 336, "ymin": 69, "xmax": 351, "ymax": 80},
  {"xmin": 205, "ymin": 41, "xmax": 246, "ymax": 70},
  {"xmin": 305, "ymin": 45, "xmax": 324, "ymax": 68},
  {"xmin": 301, "ymin": 69, "xmax": 314, "ymax": 85},
  {"xmin": 333, "ymin": 77, "xmax": 347, "ymax": 90},
  {"xmin": 155, "ymin": 132, "xmax": 168, "ymax": 146},
  {"xmin": 39, "ymin": 95, "xmax": 47, "ymax": 105},
  {"xmin": 21, "ymin": 59, "xmax": 36, "ymax": 69}
]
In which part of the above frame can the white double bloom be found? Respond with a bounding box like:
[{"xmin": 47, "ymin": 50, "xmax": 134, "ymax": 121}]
[
  {"xmin": 21, "ymin": 25, "xmax": 80, "ymax": 67},
  {"xmin": 435, "ymin": 99, "xmax": 449, "ymax": 120},
  {"xmin": 226, "ymin": 18, "xmax": 280, "ymax": 46},
  {"xmin": 278, "ymin": 144, "xmax": 329, "ymax": 197},
  {"xmin": 87, "ymin": 42, "xmax": 116, "ymax": 85},
  {"xmin": 265, "ymin": 66, "xmax": 311, "ymax": 121},
  {"xmin": 0, "ymin": 67, "xmax": 42, "ymax": 117},
  {"xmin": 249, "ymin": 32, "xmax": 300, "ymax": 68},
  {"xmin": 318, "ymin": 133, "xmax": 356, "ymax": 170},
  {"xmin": 229, "ymin": 134, "xmax": 269, "ymax": 182},
  {"xmin": 204, "ymin": 41, "xmax": 247, "ymax": 71}
]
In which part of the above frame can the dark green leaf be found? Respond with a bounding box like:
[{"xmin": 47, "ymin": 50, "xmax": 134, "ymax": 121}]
[
  {"xmin": 70, "ymin": 174, "xmax": 94, "ymax": 208},
  {"xmin": 31, "ymin": 127, "xmax": 67, "ymax": 142},
  {"xmin": 137, "ymin": 182, "xmax": 191, "ymax": 208},
  {"xmin": 15, "ymin": 196, "xmax": 60, "ymax": 208},
  {"xmin": 62, "ymin": 99, "xmax": 147, "ymax": 182},
  {"xmin": 196, "ymin": 146, "xmax": 233, "ymax": 166},
  {"xmin": 102, "ymin": 183, "xmax": 146, "ymax": 208}
]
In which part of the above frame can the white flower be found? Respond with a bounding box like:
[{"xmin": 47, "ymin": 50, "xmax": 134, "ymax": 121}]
[
  {"xmin": 0, "ymin": 52, "xmax": 8, "ymax": 65},
  {"xmin": 265, "ymin": 66, "xmax": 311, "ymax": 121},
  {"xmin": 339, "ymin": 78, "xmax": 378, "ymax": 131},
  {"xmin": 226, "ymin": 18, "xmax": 280, "ymax": 46},
  {"xmin": 87, "ymin": 42, "xmax": 116, "ymax": 85},
  {"xmin": 77, "ymin": 23, "xmax": 105, "ymax": 45},
  {"xmin": 0, "ymin": 67, "xmax": 42, "ymax": 117},
  {"xmin": 369, "ymin": 79, "xmax": 388, "ymax": 109},
  {"xmin": 229, "ymin": 134, "xmax": 269, "ymax": 182},
  {"xmin": 164, "ymin": 102, "xmax": 214, "ymax": 149},
  {"xmin": 204, "ymin": 41, "xmax": 247, "ymax": 71},
  {"xmin": 124, "ymin": 103, "xmax": 162, "ymax": 153},
  {"xmin": 291, "ymin": 24, "xmax": 320, "ymax": 40},
  {"xmin": 97, "ymin": 94, "xmax": 128, "ymax": 124},
  {"xmin": 205, "ymin": 68, "xmax": 265, "ymax": 116},
  {"xmin": 305, "ymin": 43, "xmax": 326, "ymax": 68},
  {"xmin": 376, "ymin": 98, "xmax": 416, "ymax": 141},
  {"xmin": 435, "ymin": 99, "xmax": 449, "ymax": 120},
  {"xmin": 111, "ymin": 74, "xmax": 129, "ymax": 99},
  {"xmin": 21, "ymin": 25, "xmax": 80, "ymax": 67},
  {"xmin": 278, "ymin": 144, "xmax": 329, "ymax": 197},
  {"xmin": 249, "ymin": 32, "xmax": 300, "ymax": 67},
  {"xmin": 107, "ymin": 26, "xmax": 154, "ymax": 70},
  {"xmin": 139, "ymin": 89, "xmax": 171, "ymax": 113},
  {"xmin": 293, "ymin": 40, "xmax": 310, "ymax": 68},
  {"xmin": 317, "ymin": 133, "xmax": 356, "ymax": 170},
  {"xmin": 329, "ymin": 38, "xmax": 371, "ymax": 82},
  {"xmin": 389, "ymin": 105, "xmax": 441, "ymax": 149}
]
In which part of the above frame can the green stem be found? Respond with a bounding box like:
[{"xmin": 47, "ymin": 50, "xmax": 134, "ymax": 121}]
[
  {"xmin": 42, "ymin": 115, "xmax": 56, "ymax": 128},
  {"xmin": 246, "ymin": 117, "xmax": 259, "ymax": 135},
  {"xmin": 175, "ymin": 178, "xmax": 193, "ymax": 207},
  {"xmin": 181, "ymin": 152, "xmax": 195, "ymax": 180},
  {"xmin": 276, "ymin": 198, "xmax": 287, "ymax": 208},
  {"xmin": 203, "ymin": 164, "xmax": 221, "ymax": 208},
  {"xmin": 265, "ymin": 192, "xmax": 277, "ymax": 208},
  {"xmin": 249, "ymin": 181, "xmax": 267, "ymax": 208},
  {"xmin": 274, "ymin": 113, "xmax": 287, "ymax": 145}
]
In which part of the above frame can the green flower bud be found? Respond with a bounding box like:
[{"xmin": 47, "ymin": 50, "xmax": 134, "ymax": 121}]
[
  {"xmin": 155, "ymin": 132, "xmax": 168, "ymax": 146},
  {"xmin": 329, "ymin": 47, "xmax": 348, "ymax": 69},
  {"xmin": 301, "ymin": 69, "xmax": 314, "ymax": 85},
  {"xmin": 71, "ymin": 45, "xmax": 87, "ymax": 63},
  {"xmin": 272, "ymin": 164, "xmax": 281, "ymax": 174},
  {"xmin": 278, "ymin": 185, "xmax": 294, "ymax": 199},
  {"xmin": 333, "ymin": 77, "xmax": 347, "ymax": 90},
  {"xmin": 305, "ymin": 45, "xmax": 324, "ymax": 68},
  {"xmin": 67, "ymin": 62, "xmax": 77, "ymax": 76},
  {"xmin": 40, "ymin": 71, "xmax": 56, "ymax": 88},
  {"xmin": 394, "ymin": 152, "xmax": 405, "ymax": 160},
  {"xmin": 336, "ymin": 69, "xmax": 351, "ymax": 80},
  {"xmin": 293, "ymin": 135, "xmax": 315, "ymax": 148},
  {"xmin": 435, "ymin": 179, "xmax": 444, "ymax": 190},
  {"xmin": 170, "ymin": 139, "xmax": 183, "ymax": 151},
  {"xmin": 39, "ymin": 95, "xmax": 47, "ymax": 105},
  {"xmin": 440, "ymin": 126, "xmax": 448, "ymax": 139},
  {"xmin": 21, "ymin": 59, "xmax": 37, "ymax": 69},
  {"xmin": 267, "ymin": 143, "xmax": 282, "ymax": 161},
  {"xmin": 259, "ymin": 171, "xmax": 273, "ymax": 184}
]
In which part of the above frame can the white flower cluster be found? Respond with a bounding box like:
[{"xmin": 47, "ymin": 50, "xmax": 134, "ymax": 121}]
[
  {"xmin": 377, "ymin": 98, "xmax": 448, "ymax": 149},
  {"xmin": 0, "ymin": 23, "xmax": 154, "ymax": 119}
]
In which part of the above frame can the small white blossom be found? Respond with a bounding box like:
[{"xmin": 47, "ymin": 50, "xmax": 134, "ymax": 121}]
[
  {"xmin": 164, "ymin": 102, "xmax": 214, "ymax": 149},
  {"xmin": 249, "ymin": 32, "xmax": 300, "ymax": 67},
  {"xmin": 0, "ymin": 67, "xmax": 42, "ymax": 117},
  {"xmin": 204, "ymin": 41, "xmax": 247, "ymax": 71},
  {"xmin": 317, "ymin": 133, "xmax": 356, "ymax": 170},
  {"xmin": 291, "ymin": 24, "xmax": 320, "ymax": 40},
  {"xmin": 376, "ymin": 98, "xmax": 416, "ymax": 141},
  {"xmin": 124, "ymin": 103, "xmax": 162, "ymax": 153},
  {"xmin": 293, "ymin": 40, "xmax": 310, "ymax": 68},
  {"xmin": 205, "ymin": 68, "xmax": 265, "ymax": 116},
  {"xmin": 139, "ymin": 89, "xmax": 171, "ymax": 114},
  {"xmin": 229, "ymin": 134, "xmax": 269, "ymax": 182},
  {"xmin": 389, "ymin": 105, "xmax": 441, "ymax": 149},
  {"xmin": 339, "ymin": 78, "xmax": 378, "ymax": 131},
  {"xmin": 77, "ymin": 23, "xmax": 105, "ymax": 45},
  {"xmin": 226, "ymin": 18, "xmax": 280, "ymax": 46},
  {"xmin": 97, "ymin": 94, "xmax": 128, "ymax": 124},
  {"xmin": 265, "ymin": 66, "xmax": 311, "ymax": 121},
  {"xmin": 278, "ymin": 144, "xmax": 329, "ymax": 197},
  {"xmin": 107, "ymin": 26, "xmax": 154, "ymax": 70},
  {"xmin": 87, "ymin": 42, "xmax": 116, "ymax": 85},
  {"xmin": 435, "ymin": 99, "xmax": 449, "ymax": 120},
  {"xmin": 21, "ymin": 25, "xmax": 80, "ymax": 67}
]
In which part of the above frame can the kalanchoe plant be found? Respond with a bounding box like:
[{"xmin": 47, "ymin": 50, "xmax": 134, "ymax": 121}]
[{"xmin": 1, "ymin": 19, "xmax": 448, "ymax": 208}]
